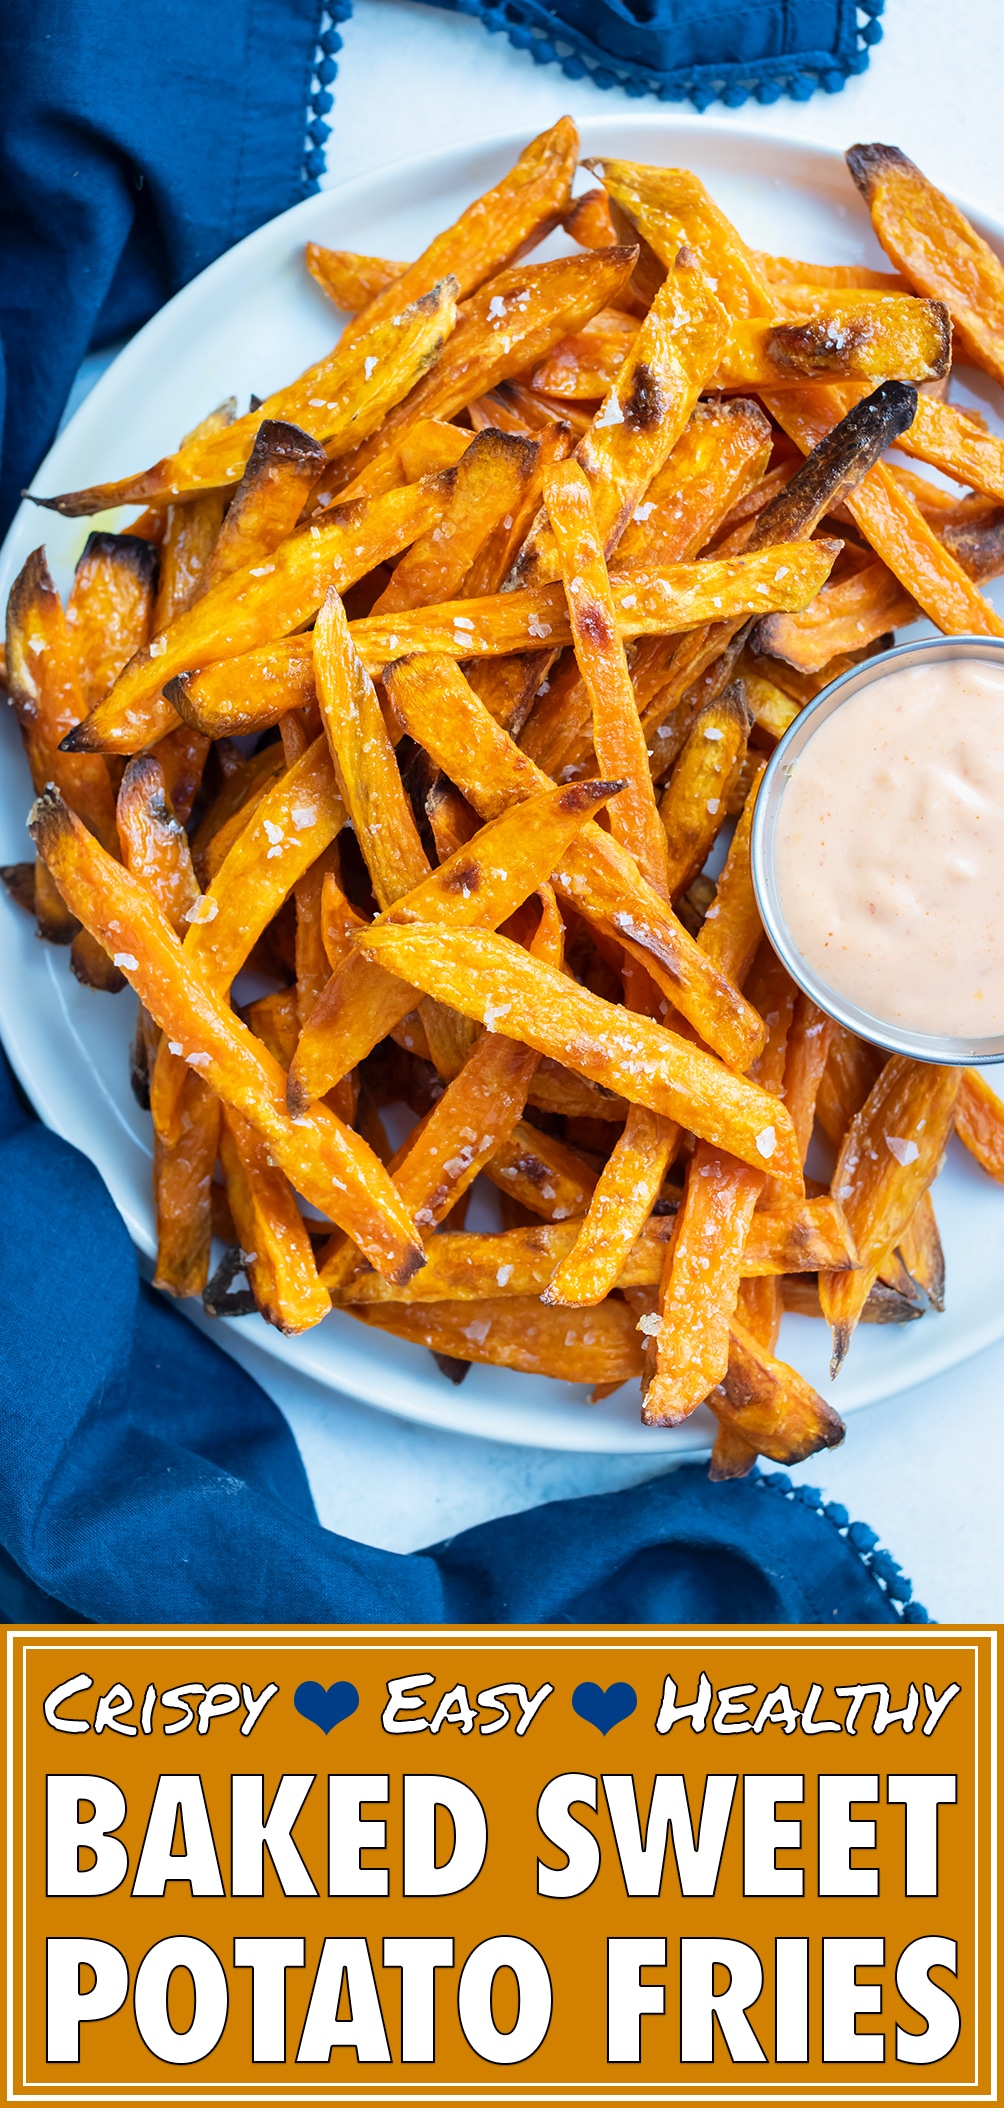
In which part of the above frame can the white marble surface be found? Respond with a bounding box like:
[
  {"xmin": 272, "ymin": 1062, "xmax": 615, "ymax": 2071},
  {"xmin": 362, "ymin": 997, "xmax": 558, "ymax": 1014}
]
[
  {"xmin": 67, "ymin": 0, "xmax": 1004, "ymax": 1619},
  {"xmin": 195, "ymin": 0, "xmax": 1002, "ymax": 1623}
]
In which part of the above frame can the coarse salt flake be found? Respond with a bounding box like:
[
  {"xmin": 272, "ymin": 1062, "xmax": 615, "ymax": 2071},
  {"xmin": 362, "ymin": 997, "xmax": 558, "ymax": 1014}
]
[
  {"xmin": 706, "ymin": 797, "xmax": 720, "ymax": 815},
  {"xmin": 187, "ymin": 1051, "xmax": 210, "ymax": 1067},
  {"xmin": 633, "ymin": 502, "xmax": 655, "ymax": 523},
  {"xmin": 637, "ymin": 1311, "xmax": 662, "ymax": 1336},
  {"xmin": 488, "ymin": 296, "xmax": 506, "ymax": 319},
  {"xmin": 248, "ymin": 564, "xmax": 274, "ymax": 577},
  {"xmin": 755, "ymin": 1126, "xmax": 776, "ymax": 1159},
  {"xmin": 148, "ymin": 637, "xmax": 166, "ymax": 658},
  {"xmin": 885, "ymin": 1134, "xmax": 919, "ymax": 1166},
  {"xmin": 168, "ymin": 1041, "xmax": 183, "ymax": 1056},
  {"xmin": 496, "ymin": 1264, "xmax": 514, "ymax": 1286},
  {"xmin": 291, "ymin": 805, "xmax": 317, "ymax": 828},
  {"xmin": 364, "ymin": 356, "xmax": 378, "ymax": 379},
  {"xmin": 112, "ymin": 953, "xmax": 138, "ymax": 971},
  {"xmin": 704, "ymin": 727, "xmax": 723, "ymax": 741},
  {"xmin": 484, "ymin": 1000, "xmax": 512, "ymax": 1030},
  {"xmin": 594, "ymin": 396, "xmax": 624, "ymax": 428},
  {"xmin": 263, "ymin": 818, "xmax": 284, "ymax": 844},
  {"xmin": 184, "ymin": 894, "xmax": 219, "ymax": 925}
]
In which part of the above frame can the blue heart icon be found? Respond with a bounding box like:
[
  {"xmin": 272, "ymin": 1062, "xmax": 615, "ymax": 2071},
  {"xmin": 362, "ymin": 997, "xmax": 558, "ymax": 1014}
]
[
  {"xmin": 294, "ymin": 1680, "xmax": 360, "ymax": 1733},
  {"xmin": 572, "ymin": 1681, "xmax": 637, "ymax": 1734}
]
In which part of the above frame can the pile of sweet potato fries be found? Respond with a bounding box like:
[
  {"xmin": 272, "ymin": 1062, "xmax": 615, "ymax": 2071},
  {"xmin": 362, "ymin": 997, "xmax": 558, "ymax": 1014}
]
[{"xmin": 6, "ymin": 121, "xmax": 1004, "ymax": 1474}]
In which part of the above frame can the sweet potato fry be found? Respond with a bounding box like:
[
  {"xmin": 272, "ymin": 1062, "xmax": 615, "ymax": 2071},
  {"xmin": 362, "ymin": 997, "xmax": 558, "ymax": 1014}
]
[
  {"xmin": 819, "ymin": 1056, "xmax": 960, "ymax": 1373},
  {"xmin": 152, "ymin": 1069, "xmax": 221, "ymax": 1299},
  {"xmin": 696, "ymin": 760, "xmax": 766, "ymax": 992},
  {"xmin": 543, "ymin": 1105, "xmax": 678, "ymax": 1306},
  {"xmin": 39, "ymin": 282, "xmax": 458, "ymax": 513},
  {"xmin": 565, "ymin": 186, "xmax": 620, "ymax": 252},
  {"xmin": 756, "ymin": 252, "xmax": 907, "ymax": 292},
  {"xmin": 898, "ymin": 1188, "xmax": 945, "ymax": 1311},
  {"xmin": 338, "ymin": 116, "xmax": 578, "ymax": 347},
  {"xmin": 354, "ymin": 923, "xmax": 802, "ymax": 1184},
  {"xmin": 306, "ymin": 246, "xmax": 405, "ymax": 312},
  {"xmin": 154, "ymin": 496, "xmax": 226, "ymax": 629},
  {"xmin": 66, "ymin": 532, "xmax": 157, "ymax": 708},
  {"xmin": 893, "ymin": 396, "xmax": 1004, "ymax": 506},
  {"xmin": 286, "ymin": 775, "xmax": 622, "ymax": 1109},
  {"xmin": 938, "ymin": 506, "xmax": 1004, "ymax": 584},
  {"xmin": 659, "ymin": 684, "xmax": 749, "ymax": 899},
  {"xmin": 713, "ymin": 1316, "xmax": 845, "ymax": 1463},
  {"xmin": 168, "ymin": 637, "xmax": 315, "ymax": 740},
  {"xmin": 347, "ymin": 1293, "xmax": 645, "ymax": 1384},
  {"xmin": 382, "ymin": 652, "xmax": 766, "ymax": 1070},
  {"xmin": 515, "ymin": 241, "xmax": 729, "ymax": 584},
  {"xmin": 754, "ymin": 557, "xmax": 917, "ymax": 672},
  {"xmin": 203, "ymin": 419, "xmax": 328, "ymax": 588},
  {"xmin": 763, "ymin": 385, "xmax": 1004, "ymax": 639},
  {"xmin": 545, "ymin": 456, "xmax": 670, "ymax": 895},
  {"xmin": 183, "ymin": 735, "xmax": 345, "ymax": 992},
  {"xmin": 29, "ymin": 788, "xmax": 425, "ymax": 1284},
  {"xmin": 735, "ymin": 656, "xmax": 801, "ymax": 741},
  {"xmin": 642, "ymin": 1143, "xmax": 765, "ymax": 1425},
  {"xmin": 314, "ymin": 588, "xmax": 427, "ymax": 909},
  {"xmin": 219, "ymin": 1106, "xmax": 331, "ymax": 1333},
  {"xmin": 782, "ymin": 994, "xmax": 836, "ymax": 1165},
  {"xmin": 485, "ymin": 1119, "xmax": 597, "ymax": 1221},
  {"xmin": 295, "ymin": 842, "xmax": 343, "ymax": 1028},
  {"xmin": 6, "ymin": 549, "xmax": 118, "ymax": 852},
  {"xmin": 593, "ymin": 159, "xmax": 776, "ymax": 320},
  {"xmin": 116, "ymin": 756, "xmax": 200, "ymax": 934},
  {"xmin": 717, "ymin": 300, "xmax": 950, "ymax": 387},
  {"xmin": 954, "ymin": 1067, "xmax": 1004, "ymax": 1181},
  {"xmin": 532, "ymin": 309, "xmax": 639, "ymax": 398},
  {"xmin": 815, "ymin": 1025, "xmax": 885, "ymax": 1150},
  {"xmin": 348, "ymin": 540, "xmax": 839, "ymax": 671},
  {"xmin": 323, "ymin": 246, "xmax": 639, "ymax": 501},
  {"xmin": 338, "ymin": 1192, "xmax": 855, "ymax": 1305},
  {"xmin": 781, "ymin": 1275, "xmax": 919, "ymax": 1324},
  {"xmin": 847, "ymin": 141, "xmax": 1004, "ymax": 386},
  {"xmin": 153, "ymin": 723, "xmax": 212, "ymax": 825},
  {"xmin": 66, "ymin": 475, "xmax": 453, "ymax": 753},
  {"xmin": 372, "ymin": 429, "xmax": 538, "ymax": 615}
]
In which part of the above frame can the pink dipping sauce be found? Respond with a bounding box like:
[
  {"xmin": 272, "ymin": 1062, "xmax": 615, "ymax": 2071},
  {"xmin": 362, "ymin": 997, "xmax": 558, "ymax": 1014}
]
[{"xmin": 774, "ymin": 655, "xmax": 1004, "ymax": 1037}]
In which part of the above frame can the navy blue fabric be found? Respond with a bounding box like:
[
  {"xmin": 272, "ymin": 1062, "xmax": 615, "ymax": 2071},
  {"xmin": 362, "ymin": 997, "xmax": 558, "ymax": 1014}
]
[
  {"xmin": 0, "ymin": 0, "xmax": 882, "ymax": 539},
  {"xmin": 0, "ymin": 1050, "xmax": 904, "ymax": 1626}
]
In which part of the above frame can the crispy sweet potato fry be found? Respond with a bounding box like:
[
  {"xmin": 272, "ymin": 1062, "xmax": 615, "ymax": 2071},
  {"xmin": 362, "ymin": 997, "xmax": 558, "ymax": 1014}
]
[
  {"xmin": 659, "ymin": 684, "xmax": 749, "ymax": 899},
  {"xmin": 338, "ymin": 1193, "xmax": 856, "ymax": 1303},
  {"xmin": 382, "ymin": 652, "xmax": 766, "ymax": 1070},
  {"xmin": 894, "ymin": 396, "xmax": 1004, "ymax": 506},
  {"xmin": 819, "ymin": 1056, "xmax": 960, "ymax": 1373},
  {"xmin": 756, "ymin": 252, "xmax": 908, "ymax": 291},
  {"xmin": 543, "ymin": 1105, "xmax": 678, "ymax": 1306},
  {"xmin": 116, "ymin": 756, "xmax": 200, "ymax": 935},
  {"xmin": 532, "ymin": 309, "xmax": 639, "ymax": 398},
  {"xmin": 815, "ymin": 1025, "xmax": 885, "ymax": 1149},
  {"xmin": 514, "ymin": 242, "xmax": 729, "ymax": 584},
  {"xmin": 717, "ymin": 300, "xmax": 950, "ymax": 386},
  {"xmin": 67, "ymin": 533, "xmax": 157, "ymax": 708},
  {"xmin": 169, "ymin": 637, "xmax": 315, "ymax": 740},
  {"xmin": 183, "ymin": 735, "xmax": 345, "ymax": 992},
  {"xmin": 322, "ymin": 247, "xmax": 639, "ymax": 501},
  {"xmin": 754, "ymin": 557, "xmax": 917, "ymax": 672},
  {"xmin": 286, "ymin": 775, "xmax": 622, "ymax": 1109},
  {"xmin": 6, "ymin": 549, "xmax": 118, "ymax": 852},
  {"xmin": 696, "ymin": 760, "xmax": 765, "ymax": 991},
  {"xmin": 355, "ymin": 923, "xmax": 802, "ymax": 1185},
  {"xmin": 545, "ymin": 457, "xmax": 670, "ymax": 895},
  {"xmin": 763, "ymin": 385, "xmax": 1004, "ymax": 639},
  {"xmin": 713, "ymin": 1316, "xmax": 845, "ymax": 1463},
  {"xmin": 339, "ymin": 117, "xmax": 578, "ymax": 347},
  {"xmin": 306, "ymin": 246, "xmax": 405, "ymax": 312},
  {"xmin": 593, "ymin": 159, "xmax": 776, "ymax": 319},
  {"xmin": 348, "ymin": 541, "xmax": 839, "ymax": 671},
  {"xmin": 954, "ymin": 1067, "xmax": 1004, "ymax": 1181},
  {"xmin": 848, "ymin": 141, "xmax": 1004, "ymax": 386},
  {"xmin": 219, "ymin": 1105, "xmax": 331, "ymax": 1333},
  {"xmin": 782, "ymin": 1275, "xmax": 919, "ymax": 1324},
  {"xmin": 203, "ymin": 419, "xmax": 328, "ymax": 588},
  {"xmin": 643, "ymin": 1143, "xmax": 765, "ymax": 1425},
  {"xmin": 485, "ymin": 1119, "xmax": 597, "ymax": 1221},
  {"xmin": 153, "ymin": 723, "xmax": 212, "ymax": 826},
  {"xmin": 782, "ymin": 995, "xmax": 836, "ymax": 1165},
  {"xmin": 66, "ymin": 475, "xmax": 453, "ymax": 753},
  {"xmin": 29, "ymin": 789, "xmax": 425, "ymax": 1284},
  {"xmin": 348, "ymin": 1293, "xmax": 645, "ymax": 1384},
  {"xmin": 314, "ymin": 589, "xmax": 428, "ymax": 909},
  {"xmin": 735, "ymin": 656, "xmax": 801, "ymax": 741},
  {"xmin": 40, "ymin": 282, "xmax": 458, "ymax": 513},
  {"xmin": 152, "ymin": 1069, "xmax": 221, "ymax": 1299},
  {"xmin": 898, "ymin": 1187, "xmax": 945, "ymax": 1311},
  {"xmin": 372, "ymin": 429, "xmax": 538, "ymax": 615}
]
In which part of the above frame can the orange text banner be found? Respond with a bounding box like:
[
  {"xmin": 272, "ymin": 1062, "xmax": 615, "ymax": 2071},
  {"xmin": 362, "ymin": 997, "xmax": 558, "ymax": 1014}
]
[{"xmin": 3, "ymin": 1624, "xmax": 998, "ymax": 2102}]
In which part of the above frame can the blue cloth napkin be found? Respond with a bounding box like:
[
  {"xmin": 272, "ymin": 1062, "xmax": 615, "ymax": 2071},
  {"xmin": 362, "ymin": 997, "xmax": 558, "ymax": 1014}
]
[
  {"xmin": 0, "ymin": 1052, "xmax": 918, "ymax": 1626},
  {"xmin": 0, "ymin": 0, "xmax": 883, "ymax": 535}
]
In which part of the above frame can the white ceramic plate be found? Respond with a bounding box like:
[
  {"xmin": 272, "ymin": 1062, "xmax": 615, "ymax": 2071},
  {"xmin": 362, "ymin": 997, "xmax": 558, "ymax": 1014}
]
[{"xmin": 3, "ymin": 116, "xmax": 1004, "ymax": 1454}]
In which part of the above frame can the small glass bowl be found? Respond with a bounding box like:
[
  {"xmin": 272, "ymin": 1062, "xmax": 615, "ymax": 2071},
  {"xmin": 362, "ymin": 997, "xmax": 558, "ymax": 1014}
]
[{"xmin": 750, "ymin": 633, "xmax": 1004, "ymax": 1067}]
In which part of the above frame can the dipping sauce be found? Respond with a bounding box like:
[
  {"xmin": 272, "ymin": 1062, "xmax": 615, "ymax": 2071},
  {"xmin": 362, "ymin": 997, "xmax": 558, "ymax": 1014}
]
[{"xmin": 773, "ymin": 654, "xmax": 1004, "ymax": 1038}]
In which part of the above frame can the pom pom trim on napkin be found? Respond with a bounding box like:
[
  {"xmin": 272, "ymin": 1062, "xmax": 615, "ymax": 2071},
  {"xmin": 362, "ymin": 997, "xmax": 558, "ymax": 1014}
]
[{"xmin": 755, "ymin": 1470, "xmax": 930, "ymax": 1623}]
